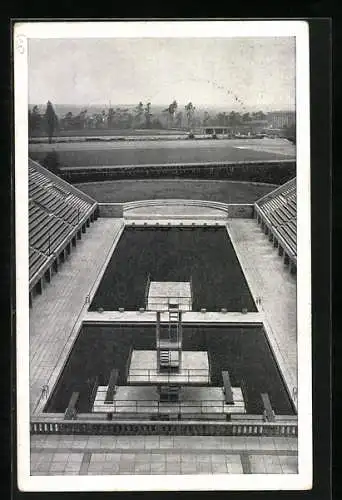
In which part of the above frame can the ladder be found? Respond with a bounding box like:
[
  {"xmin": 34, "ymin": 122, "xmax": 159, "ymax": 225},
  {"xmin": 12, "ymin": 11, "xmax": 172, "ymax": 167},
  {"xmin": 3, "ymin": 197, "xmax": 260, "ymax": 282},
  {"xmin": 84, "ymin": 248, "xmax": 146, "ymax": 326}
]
[
  {"xmin": 156, "ymin": 307, "xmax": 183, "ymax": 372},
  {"xmin": 168, "ymin": 309, "xmax": 180, "ymax": 343},
  {"xmin": 159, "ymin": 350, "xmax": 170, "ymax": 368}
]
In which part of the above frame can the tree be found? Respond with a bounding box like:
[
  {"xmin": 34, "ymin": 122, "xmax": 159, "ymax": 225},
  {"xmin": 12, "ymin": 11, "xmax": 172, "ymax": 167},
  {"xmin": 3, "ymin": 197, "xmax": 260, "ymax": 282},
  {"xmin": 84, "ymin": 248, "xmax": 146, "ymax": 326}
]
[
  {"xmin": 185, "ymin": 102, "xmax": 195, "ymax": 130},
  {"xmin": 165, "ymin": 100, "xmax": 178, "ymax": 128},
  {"xmin": 252, "ymin": 111, "xmax": 266, "ymax": 121},
  {"xmin": 135, "ymin": 101, "xmax": 144, "ymax": 127},
  {"xmin": 94, "ymin": 113, "xmax": 103, "ymax": 129},
  {"xmin": 203, "ymin": 111, "xmax": 211, "ymax": 126},
  {"xmin": 107, "ymin": 108, "xmax": 115, "ymax": 128},
  {"xmin": 28, "ymin": 105, "xmax": 42, "ymax": 136},
  {"xmin": 42, "ymin": 151, "xmax": 60, "ymax": 175},
  {"xmin": 283, "ymin": 122, "xmax": 296, "ymax": 144},
  {"xmin": 175, "ymin": 111, "xmax": 183, "ymax": 128},
  {"xmin": 78, "ymin": 109, "xmax": 87, "ymax": 129},
  {"xmin": 228, "ymin": 111, "xmax": 243, "ymax": 125},
  {"xmin": 216, "ymin": 112, "xmax": 226, "ymax": 126},
  {"xmin": 144, "ymin": 102, "xmax": 152, "ymax": 129},
  {"xmin": 44, "ymin": 101, "xmax": 58, "ymax": 143}
]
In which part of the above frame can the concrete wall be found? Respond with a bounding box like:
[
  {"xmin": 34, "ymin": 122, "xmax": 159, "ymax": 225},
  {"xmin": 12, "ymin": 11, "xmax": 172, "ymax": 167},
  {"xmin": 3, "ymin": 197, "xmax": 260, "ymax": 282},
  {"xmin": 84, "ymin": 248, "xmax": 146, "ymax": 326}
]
[
  {"xmin": 61, "ymin": 159, "xmax": 296, "ymax": 185},
  {"xmin": 227, "ymin": 204, "xmax": 254, "ymax": 218},
  {"xmin": 98, "ymin": 201, "xmax": 253, "ymax": 219},
  {"xmin": 98, "ymin": 204, "xmax": 124, "ymax": 217}
]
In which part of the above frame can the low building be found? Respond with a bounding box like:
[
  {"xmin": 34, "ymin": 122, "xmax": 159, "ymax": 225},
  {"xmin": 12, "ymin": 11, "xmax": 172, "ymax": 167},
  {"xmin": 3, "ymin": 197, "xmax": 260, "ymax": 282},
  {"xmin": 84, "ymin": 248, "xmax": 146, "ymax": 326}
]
[{"xmin": 267, "ymin": 111, "xmax": 296, "ymax": 130}]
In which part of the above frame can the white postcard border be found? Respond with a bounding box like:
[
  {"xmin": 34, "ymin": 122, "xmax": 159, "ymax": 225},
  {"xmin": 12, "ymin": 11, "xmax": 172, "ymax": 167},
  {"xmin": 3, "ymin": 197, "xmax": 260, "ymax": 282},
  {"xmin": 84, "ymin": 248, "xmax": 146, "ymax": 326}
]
[{"xmin": 14, "ymin": 20, "xmax": 311, "ymax": 492}]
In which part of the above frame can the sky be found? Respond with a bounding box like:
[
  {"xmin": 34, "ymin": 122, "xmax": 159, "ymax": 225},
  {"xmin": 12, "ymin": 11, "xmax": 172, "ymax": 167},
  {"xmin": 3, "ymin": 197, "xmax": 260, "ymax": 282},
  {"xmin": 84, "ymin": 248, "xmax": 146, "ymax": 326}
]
[{"xmin": 28, "ymin": 37, "xmax": 296, "ymax": 111}]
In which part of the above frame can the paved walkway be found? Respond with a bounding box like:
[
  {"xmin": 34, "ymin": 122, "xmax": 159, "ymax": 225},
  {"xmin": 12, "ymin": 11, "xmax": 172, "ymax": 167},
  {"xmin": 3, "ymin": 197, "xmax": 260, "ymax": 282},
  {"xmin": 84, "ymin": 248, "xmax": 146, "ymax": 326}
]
[
  {"xmin": 84, "ymin": 310, "xmax": 263, "ymax": 324},
  {"xmin": 227, "ymin": 219, "xmax": 297, "ymax": 405},
  {"xmin": 30, "ymin": 218, "xmax": 124, "ymax": 414},
  {"xmin": 30, "ymin": 435, "xmax": 297, "ymax": 475}
]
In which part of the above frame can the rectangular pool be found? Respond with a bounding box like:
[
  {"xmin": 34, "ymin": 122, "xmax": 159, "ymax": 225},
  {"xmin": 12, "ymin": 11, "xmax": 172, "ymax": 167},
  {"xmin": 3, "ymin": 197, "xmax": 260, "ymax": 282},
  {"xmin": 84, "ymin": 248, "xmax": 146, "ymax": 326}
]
[
  {"xmin": 46, "ymin": 324, "xmax": 295, "ymax": 416},
  {"xmin": 90, "ymin": 227, "xmax": 256, "ymax": 312}
]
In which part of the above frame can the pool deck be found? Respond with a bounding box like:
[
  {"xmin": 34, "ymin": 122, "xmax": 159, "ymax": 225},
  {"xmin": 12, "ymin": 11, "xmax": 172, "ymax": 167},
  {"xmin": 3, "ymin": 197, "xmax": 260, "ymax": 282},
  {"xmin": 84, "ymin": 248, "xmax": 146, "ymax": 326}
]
[
  {"xmin": 125, "ymin": 219, "xmax": 229, "ymax": 225},
  {"xmin": 226, "ymin": 219, "xmax": 297, "ymax": 409},
  {"xmin": 29, "ymin": 218, "xmax": 125, "ymax": 415},
  {"xmin": 84, "ymin": 310, "xmax": 264, "ymax": 324},
  {"xmin": 30, "ymin": 434, "xmax": 298, "ymax": 475}
]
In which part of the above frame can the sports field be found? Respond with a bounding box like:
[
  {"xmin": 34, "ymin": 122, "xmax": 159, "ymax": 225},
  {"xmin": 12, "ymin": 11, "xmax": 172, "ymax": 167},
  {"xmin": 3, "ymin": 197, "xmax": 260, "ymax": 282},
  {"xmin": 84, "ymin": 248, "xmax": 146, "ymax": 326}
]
[
  {"xmin": 76, "ymin": 179, "xmax": 276, "ymax": 203},
  {"xmin": 29, "ymin": 137, "xmax": 295, "ymax": 168}
]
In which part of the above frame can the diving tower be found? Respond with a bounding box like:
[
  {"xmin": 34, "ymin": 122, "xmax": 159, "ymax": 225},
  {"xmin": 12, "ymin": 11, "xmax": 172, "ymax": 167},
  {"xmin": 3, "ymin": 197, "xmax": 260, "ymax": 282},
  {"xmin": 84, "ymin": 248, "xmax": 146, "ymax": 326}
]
[{"xmin": 92, "ymin": 279, "xmax": 246, "ymax": 418}]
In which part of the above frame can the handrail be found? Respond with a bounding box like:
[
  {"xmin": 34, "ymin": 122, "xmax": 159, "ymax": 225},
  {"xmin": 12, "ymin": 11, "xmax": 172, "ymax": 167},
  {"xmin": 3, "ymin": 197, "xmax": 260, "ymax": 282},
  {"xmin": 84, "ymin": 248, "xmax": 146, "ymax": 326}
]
[
  {"xmin": 144, "ymin": 273, "xmax": 151, "ymax": 307},
  {"xmin": 127, "ymin": 368, "xmax": 210, "ymax": 384},
  {"xmin": 98, "ymin": 400, "xmax": 240, "ymax": 414},
  {"xmin": 89, "ymin": 376, "xmax": 99, "ymax": 407},
  {"xmin": 31, "ymin": 418, "xmax": 298, "ymax": 437},
  {"xmin": 124, "ymin": 199, "xmax": 230, "ymax": 209}
]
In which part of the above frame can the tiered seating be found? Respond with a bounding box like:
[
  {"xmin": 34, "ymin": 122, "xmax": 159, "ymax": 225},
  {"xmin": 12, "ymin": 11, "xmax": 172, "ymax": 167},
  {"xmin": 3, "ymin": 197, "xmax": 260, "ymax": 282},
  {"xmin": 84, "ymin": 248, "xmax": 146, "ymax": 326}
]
[
  {"xmin": 29, "ymin": 247, "xmax": 48, "ymax": 280},
  {"xmin": 255, "ymin": 178, "xmax": 296, "ymax": 259},
  {"xmin": 29, "ymin": 163, "xmax": 92, "ymax": 227},
  {"xmin": 29, "ymin": 202, "xmax": 72, "ymax": 255},
  {"xmin": 28, "ymin": 159, "xmax": 98, "ymax": 288}
]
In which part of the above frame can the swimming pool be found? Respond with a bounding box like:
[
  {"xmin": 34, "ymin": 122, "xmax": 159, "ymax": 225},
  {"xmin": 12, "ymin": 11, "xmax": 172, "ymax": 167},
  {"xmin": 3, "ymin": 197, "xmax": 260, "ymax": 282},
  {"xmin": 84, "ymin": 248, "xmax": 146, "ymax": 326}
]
[
  {"xmin": 90, "ymin": 227, "xmax": 257, "ymax": 312},
  {"xmin": 46, "ymin": 323, "xmax": 295, "ymax": 416}
]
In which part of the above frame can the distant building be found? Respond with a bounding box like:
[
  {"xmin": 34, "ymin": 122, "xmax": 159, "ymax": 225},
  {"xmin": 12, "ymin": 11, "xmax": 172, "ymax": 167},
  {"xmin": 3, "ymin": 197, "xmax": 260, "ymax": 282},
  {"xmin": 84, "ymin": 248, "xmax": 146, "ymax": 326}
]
[
  {"xmin": 266, "ymin": 111, "xmax": 296, "ymax": 129},
  {"xmin": 200, "ymin": 120, "xmax": 268, "ymax": 137}
]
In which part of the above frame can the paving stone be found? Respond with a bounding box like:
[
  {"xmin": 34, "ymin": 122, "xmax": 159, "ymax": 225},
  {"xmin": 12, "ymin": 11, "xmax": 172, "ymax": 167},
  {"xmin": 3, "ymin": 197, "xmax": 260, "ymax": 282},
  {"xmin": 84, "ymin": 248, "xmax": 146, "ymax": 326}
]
[
  {"xmin": 134, "ymin": 463, "xmax": 151, "ymax": 473},
  {"xmin": 49, "ymin": 462, "xmax": 66, "ymax": 472},
  {"xmin": 211, "ymin": 463, "xmax": 228, "ymax": 474},
  {"xmin": 150, "ymin": 463, "xmax": 166, "ymax": 473},
  {"xmin": 180, "ymin": 465, "xmax": 197, "ymax": 474}
]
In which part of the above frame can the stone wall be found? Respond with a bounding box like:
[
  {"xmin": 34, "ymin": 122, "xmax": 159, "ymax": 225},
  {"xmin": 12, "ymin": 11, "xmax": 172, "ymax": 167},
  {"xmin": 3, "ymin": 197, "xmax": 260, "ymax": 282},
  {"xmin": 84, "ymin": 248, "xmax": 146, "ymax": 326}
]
[
  {"xmin": 61, "ymin": 160, "xmax": 296, "ymax": 185},
  {"xmin": 98, "ymin": 201, "xmax": 254, "ymax": 219}
]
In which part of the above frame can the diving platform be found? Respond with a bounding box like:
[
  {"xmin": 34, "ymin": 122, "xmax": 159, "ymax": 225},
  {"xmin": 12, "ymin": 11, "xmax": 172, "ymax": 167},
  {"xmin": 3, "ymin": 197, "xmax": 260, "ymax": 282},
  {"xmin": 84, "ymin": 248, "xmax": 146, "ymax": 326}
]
[
  {"xmin": 92, "ymin": 385, "xmax": 246, "ymax": 416},
  {"xmin": 146, "ymin": 281, "xmax": 192, "ymax": 311},
  {"xmin": 126, "ymin": 350, "xmax": 210, "ymax": 385}
]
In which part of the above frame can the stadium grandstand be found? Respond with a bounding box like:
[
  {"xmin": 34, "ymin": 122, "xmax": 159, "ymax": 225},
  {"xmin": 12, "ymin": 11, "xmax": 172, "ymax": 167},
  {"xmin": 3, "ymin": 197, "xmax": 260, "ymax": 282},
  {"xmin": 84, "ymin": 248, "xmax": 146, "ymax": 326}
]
[
  {"xmin": 254, "ymin": 178, "xmax": 297, "ymax": 273},
  {"xmin": 29, "ymin": 159, "xmax": 98, "ymax": 306},
  {"xmin": 28, "ymin": 157, "xmax": 298, "ymax": 476}
]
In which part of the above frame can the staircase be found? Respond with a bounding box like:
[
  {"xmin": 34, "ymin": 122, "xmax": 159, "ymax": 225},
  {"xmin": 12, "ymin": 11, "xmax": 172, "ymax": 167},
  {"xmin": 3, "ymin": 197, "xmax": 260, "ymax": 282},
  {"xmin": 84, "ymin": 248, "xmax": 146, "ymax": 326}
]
[
  {"xmin": 168, "ymin": 309, "xmax": 180, "ymax": 343},
  {"xmin": 160, "ymin": 350, "xmax": 170, "ymax": 368},
  {"xmin": 159, "ymin": 385, "xmax": 180, "ymax": 402},
  {"xmin": 156, "ymin": 306, "xmax": 183, "ymax": 373}
]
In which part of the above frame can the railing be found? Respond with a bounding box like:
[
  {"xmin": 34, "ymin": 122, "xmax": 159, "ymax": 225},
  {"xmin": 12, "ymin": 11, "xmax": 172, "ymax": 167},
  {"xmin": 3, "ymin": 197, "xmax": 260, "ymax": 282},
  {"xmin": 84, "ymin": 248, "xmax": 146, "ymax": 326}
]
[
  {"xmin": 144, "ymin": 273, "xmax": 151, "ymax": 308},
  {"xmin": 189, "ymin": 275, "xmax": 194, "ymax": 309},
  {"xmin": 95, "ymin": 399, "xmax": 240, "ymax": 414},
  {"xmin": 147, "ymin": 297, "xmax": 192, "ymax": 311},
  {"xmin": 124, "ymin": 199, "xmax": 230, "ymax": 212},
  {"xmin": 31, "ymin": 419, "xmax": 298, "ymax": 437},
  {"xmin": 89, "ymin": 376, "xmax": 99, "ymax": 407},
  {"xmin": 127, "ymin": 369, "xmax": 210, "ymax": 384}
]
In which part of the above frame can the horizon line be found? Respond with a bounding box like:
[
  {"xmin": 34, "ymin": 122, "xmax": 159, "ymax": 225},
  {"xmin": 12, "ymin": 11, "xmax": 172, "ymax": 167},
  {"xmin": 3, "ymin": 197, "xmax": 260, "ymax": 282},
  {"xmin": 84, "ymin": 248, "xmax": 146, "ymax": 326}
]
[{"xmin": 29, "ymin": 103, "xmax": 296, "ymax": 112}]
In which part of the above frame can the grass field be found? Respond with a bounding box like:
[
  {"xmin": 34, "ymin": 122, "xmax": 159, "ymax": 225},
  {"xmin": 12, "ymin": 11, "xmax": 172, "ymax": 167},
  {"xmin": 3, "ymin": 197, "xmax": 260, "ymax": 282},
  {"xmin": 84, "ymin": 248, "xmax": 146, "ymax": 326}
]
[
  {"xmin": 29, "ymin": 138, "xmax": 295, "ymax": 168},
  {"xmin": 76, "ymin": 179, "xmax": 276, "ymax": 203}
]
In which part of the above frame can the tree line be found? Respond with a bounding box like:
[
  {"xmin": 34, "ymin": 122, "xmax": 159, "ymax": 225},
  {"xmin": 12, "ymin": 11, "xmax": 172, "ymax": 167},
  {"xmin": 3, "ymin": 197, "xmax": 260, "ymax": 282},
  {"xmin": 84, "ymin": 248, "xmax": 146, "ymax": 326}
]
[{"xmin": 29, "ymin": 100, "xmax": 273, "ymax": 140}]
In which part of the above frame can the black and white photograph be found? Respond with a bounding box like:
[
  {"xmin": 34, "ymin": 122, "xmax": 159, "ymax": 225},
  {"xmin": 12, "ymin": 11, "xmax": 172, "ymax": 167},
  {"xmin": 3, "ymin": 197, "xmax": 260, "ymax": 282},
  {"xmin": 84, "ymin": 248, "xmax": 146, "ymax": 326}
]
[{"xmin": 14, "ymin": 20, "xmax": 311, "ymax": 491}]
